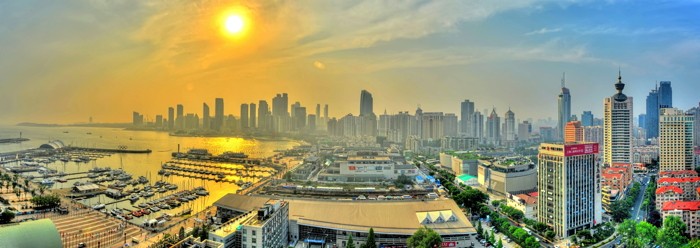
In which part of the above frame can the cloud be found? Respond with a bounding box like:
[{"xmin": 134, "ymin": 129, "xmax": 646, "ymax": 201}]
[
  {"xmin": 313, "ymin": 61, "xmax": 325, "ymax": 70},
  {"xmin": 525, "ymin": 27, "xmax": 562, "ymax": 35}
]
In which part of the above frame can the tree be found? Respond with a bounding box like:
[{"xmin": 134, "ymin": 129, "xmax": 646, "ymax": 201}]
[
  {"xmin": 545, "ymin": 230, "xmax": 556, "ymax": 240},
  {"xmin": 657, "ymin": 216, "xmax": 688, "ymax": 248},
  {"xmin": 523, "ymin": 236, "xmax": 540, "ymax": 248},
  {"xmin": 617, "ymin": 219, "xmax": 637, "ymax": 245},
  {"xmin": 362, "ymin": 228, "xmax": 376, "ymax": 248},
  {"xmin": 512, "ymin": 228, "xmax": 528, "ymax": 243},
  {"xmin": 0, "ymin": 210, "xmax": 15, "ymax": 224},
  {"xmin": 686, "ymin": 239, "xmax": 700, "ymax": 248},
  {"xmin": 406, "ymin": 226, "xmax": 442, "ymax": 248},
  {"xmin": 635, "ymin": 221, "xmax": 658, "ymax": 247},
  {"xmin": 477, "ymin": 221, "xmax": 484, "ymax": 237},
  {"xmin": 347, "ymin": 235, "xmax": 356, "ymax": 248},
  {"xmin": 496, "ymin": 238, "xmax": 503, "ymax": 248},
  {"xmin": 179, "ymin": 226, "xmax": 185, "ymax": 240},
  {"xmin": 488, "ymin": 231, "xmax": 495, "ymax": 244},
  {"xmin": 199, "ymin": 225, "xmax": 209, "ymax": 241}
]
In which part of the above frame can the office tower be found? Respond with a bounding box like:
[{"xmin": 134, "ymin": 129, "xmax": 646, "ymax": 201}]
[
  {"xmin": 272, "ymin": 93, "xmax": 289, "ymax": 116},
  {"xmin": 294, "ymin": 105, "xmax": 307, "ymax": 131},
  {"xmin": 421, "ymin": 112, "xmax": 444, "ymax": 140},
  {"xmin": 604, "ymin": 72, "xmax": 633, "ymax": 165},
  {"xmin": 360, "ymin": 90, "xmax": 374, "ymax": 116},
  {"xmin": 315, "ymin": 104, "xmax": 321, "ymax": 129},
  {"xmin": 472, "ymin": 111, "xmax": 484, "ymax": 141},
  {"xmin": 241, "ymin": 103, "xmax": 249, "ymax": 129},
  {"xmin": 558, "ymin": 73, "xmax": 572, "ymax": 140},
  {"xmin": 378, "ymin": 110, "xmax": 390, "ymax": 137},
  {"xmin": 324, "ymin": 104, "xmax": 328, "ymax": 119},
  {"xmin": 460, "ymin": 100, "xmax": 475, "ymax": 136},
  {"xmin": 518, "ymin": 121, "xmax": 532, "ymax": 141},
  {"xmin": 659, "ymin": 108, "xmax": 695, "ymax": 171},
  {"xmin": 658, "ymin": 81, "xmax": 672, "ymax": 108},
  {"xmin": 132, "ymin": 112, "xmax": 144, "ymax": 126},
  {"xmin": 540, "ymin": 127, "xmax": 556, "ymax": 142},
  {"xmin": 203, "ymin": 103, "xmax": 210, "ymax": 130},
  {"xmin": 538, "ymin": 142, "xmax": 601, "ymax": 238},
  {"xmin": 443, "ymin": 113, "xmax": 459, "ymax": 137},
  {"xmin": 486, "ymin": 108, "xmax": 500, "ymax": 145},
  {"xmin": 176, "ymin": 104, "xmax": 184, "ymax": 130},
  {"xmin": 410, "ymin": 107, "xmax": 423, "ymax": 138},
  {"xmin": 504, "ymin": 109, "xmax": 516, "ymax": 141},
  {"xmin": 564, "ymin": 121, "xmax": 583, "ymax": 143},
  {"xmin": 646, "ymin": 87, "xmax": 660, "ymax": 139},
  {"xmin": 214, "ymin": 98, "xmax": 224, "ymax": 131},
  {"xmin": 258, "ymin": 100, "xmax": 270, "ymax": 132},
  {"xmin": 307, "ymin": 114, "xmax": 316, "ymax": 131},
  {"xmin": 185, "ymin": 114, "xmax": 199, "ymax": 130},
  {"xmin": 695, "ymin": 102, "xmax": 700, "ymax": 146},
  {"xmin": 638, "ymin": 114, "xmax": 646, "ymax": 129},
  {"xmin": 249, "ymin": 103, "xmax": 256, "ymax": 128},
  {"xmin": 581, "ymin": 111, "xmax": 594, "ymax": 127},
  {"xmin": 168, "ymin": 107, "xmax": 174, "ymax": 130},
  {"xmin": 155, "ymin": 115, "xmax": 163, "ymax": 127}
]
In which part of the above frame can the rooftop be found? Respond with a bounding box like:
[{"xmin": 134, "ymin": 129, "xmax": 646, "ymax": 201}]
[
  {"xmin": 658, "ymin": 177, "xmax": 700, "ymax": 184},
  {"xmin": 662, "ymin": 201, "xmax": 700, "ymax": 212},
  {"xmin": 0, "ymin": 219, "xmax": 62, "ymax": 248},
  {"xmin": 456, "ymin": 174, "xmax": 477, "ymax": 182},
  {"xmin": 347, "ymin": 156, "xmax": 391, "ymax": 161},
  {"xmin": 656, "ymin": 186, "xmax": 683, "ymax": 195},
  {"xmin": 213, "ymin": 194, "xmax": 272, "ymax": 213},
  {"xmin": 659, "ymin": 170, "xmax": 698, "ymax": 177},
  {"xmin": 287, "ymin": 198, "xmax": 475, "ymax": 235}
]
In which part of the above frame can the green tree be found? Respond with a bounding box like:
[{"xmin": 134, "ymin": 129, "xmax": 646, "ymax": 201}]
[
  {"xmin": 488, "ymin": 231, "xmax": 495, "ymax": 244},
  {"xmin": 0, "ymin": 210, "xmax": 15, "ymax": 224},
  {"xmin": 657, "ymin": 216, "xmax": 688, "ymax": 248},
  {"xmin": 635, "ymin": 221, "xmax": 658, "ymax": 246},
  {"xmin": 362, "ymin": 228, "xmax": 376, "ymax": 248},
  {"xmin": 685, "ymin": 239, "xmax": 700, "ymax": 248},
  {"xmin": 512, "ymin": 228, "xmax": 528, "ymax": 243},
  {"xmin": 179, "ymin": 226, "xmax": 185, "ymax": 240},
  {"xmin": 406, "ymin": 226, "xmax": 442, "ymax": 248},
  {"xmin": 523, "ymin": 236, "xmax": 540, "ymax": 248},
  {"xmin": 618, "ymin": 219, "xmax": 637, "ymax": 245},
  {"xmin": 347, "ymin": 235, "xmax": 356, "ymax": 248},
  {"xmin": 545, "ymin": 230, "xmax": 556, "ymax": 240},
  {"xmin": 477, "ymin": 221, "xmax": 484, "ymax": 237},
  {"xmin": 199, "ymin": 225, "xmax": 209, "ymax": 241},
  {"xmin": 496, "ymin": 238, "xmax": 503, "ymax": 248}
]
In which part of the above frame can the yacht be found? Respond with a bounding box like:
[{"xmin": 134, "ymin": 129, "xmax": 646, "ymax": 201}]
[
  {"xmin": 129, "ymin": 194, "xmax": 140, "ymax": 202},
  {"xmin": 92, "ymin": 203, "xmax": 106, "ymax": 210},
  {"xmin": 40, "ymin": 179, "xmax": 55, "ymax": 185}
]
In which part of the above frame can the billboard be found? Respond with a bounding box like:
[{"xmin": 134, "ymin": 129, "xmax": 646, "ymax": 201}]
[
  {"xmin": 441, "ymin": 241, "xmax": 458, "ymax": 247},
  {"xmin": 564, "ymin": 143, "xmax": 599, "ymax": 156}
]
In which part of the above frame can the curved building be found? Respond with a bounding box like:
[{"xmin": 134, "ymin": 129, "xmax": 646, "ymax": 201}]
[{"xmin": 0, "ymin": 219, "xmax": 62, "ymax": 248}]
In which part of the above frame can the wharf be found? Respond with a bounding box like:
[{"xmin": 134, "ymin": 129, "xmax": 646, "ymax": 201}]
[
  {"xmin": 72, "ymin": 147, "xmax": 152, "ymax": 154},
  {"xmin": 0, "ymin": 138, "xmax": 29, "ymax": 143}
]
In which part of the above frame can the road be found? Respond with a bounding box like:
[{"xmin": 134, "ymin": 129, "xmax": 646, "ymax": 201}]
[{"xmin": 599, "ymin": 173, "xmax": 652, "ymax": 248}]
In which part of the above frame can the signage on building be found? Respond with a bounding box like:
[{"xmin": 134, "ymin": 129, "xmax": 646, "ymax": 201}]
[
  {"xmin": 565, "ymin": 143, "xmax": 599, "ymax": 156},
  {"xmin": 349, "ymin": 166, "xmax": 356, "ymax": 171},
  {"xmin": 441, "ymin": 241, "xmax": 458, "ymax": 247}
]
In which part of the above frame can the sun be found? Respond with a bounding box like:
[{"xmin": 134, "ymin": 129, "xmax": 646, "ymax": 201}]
[{"xmin": 224, "ymin": 15, "xmax": 245, "ymax": 34}]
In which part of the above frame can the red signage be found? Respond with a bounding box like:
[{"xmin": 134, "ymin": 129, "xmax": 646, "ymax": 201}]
[
  {"xmin": 348, "ymin": 166, "xmax": 356, "ymax": 171},
  {"xmin": 565, "ymin": 143, "xmax": 599, "ymax": 156},
  {"xmin": 441, "ymin": 241, "xmax": 457, "ymax": 247}
]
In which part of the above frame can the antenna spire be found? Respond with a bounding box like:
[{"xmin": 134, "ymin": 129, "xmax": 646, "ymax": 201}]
[{"xmin": 561, "ymin": 72, "xmax": 566, "ymax": 88}]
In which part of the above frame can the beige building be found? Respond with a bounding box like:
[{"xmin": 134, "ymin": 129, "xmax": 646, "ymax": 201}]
[
  {"xmin": 604, "ymin": 74, "xmax": 633, "ymax": 165},
  {"xmin": 661, "ymin": 201, "xmax": 700, "ymax": 238},
  {"xmin": 659, "ymin": 108, "xmax": 695, "ymax": 171},
  {"xmin": 477, "ymin": 156, "xmax": 537, "ymax": 195}
]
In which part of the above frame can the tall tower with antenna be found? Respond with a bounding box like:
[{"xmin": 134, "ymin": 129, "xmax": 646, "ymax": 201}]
[{"xmin": 558, "ymin": 72, "xmax": 571, "ymax": 140}]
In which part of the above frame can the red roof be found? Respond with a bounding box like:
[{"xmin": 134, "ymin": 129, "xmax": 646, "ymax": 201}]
[
  {"xmin": 611, "ymin": 163, "xmax": 631, "ymax": 167},
  {"xmin": 606, "ymin": 168, "xmax": 628, "ymax": 174},
  {"xmin": 656, "ymin": 186, "xmax": 684, "ymax": 195},
  {"xmin": 514, "ymin": 194, "xmax": 537, "ymax": 205},
  {"xmin": 658, "ymin": 177, "xmax": 700, "ymax": 184},
  {"xmin": 662, "ymin": 201, "xmax": 700, "ymax": 211},
  {"xmin": 528, "ymin": 192, "xmax": 539, "ymax": 197},
  {"xmin": 602, "ymin": 173, "xmax": 623, "ymax": 179},
  {"xmin": 659, "ymin": 170, "xmax": 698, "ymax": 176},
  {"xmin": 697, "ymin": 187, "xmax": 700, "ymax": 194}
]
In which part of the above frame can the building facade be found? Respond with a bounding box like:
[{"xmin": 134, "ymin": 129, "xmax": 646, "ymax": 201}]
[
  {"xmin": 604, "ymin": 73, "xmax": 633, "ymax": 165},
  {"xmin": 659, "ymin": 108, "xmax": 695, "ymax": 171}
]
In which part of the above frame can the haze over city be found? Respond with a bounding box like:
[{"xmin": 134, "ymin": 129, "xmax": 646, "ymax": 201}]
[{"xmin": 1, "ymin": 1, "xmax": 700, "ymax": 124}]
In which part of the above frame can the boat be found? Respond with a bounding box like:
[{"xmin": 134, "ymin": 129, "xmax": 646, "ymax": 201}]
[
  {"xmin": 195, "ymin": 189, "xmax": 209, "ymax": 196},
  {"xmin": 86, "ymin": 132, "xmax": 92, "ymax": 135},
  {"xmin": 92, "ymin": 204, "xmax": 106, "ymax": 210},
  {"xmin": 143, "ymin": 191, "xmax": 155, "ymax": 197},
  {"xmin": 63, "ymin": 131, "xmax": 69, "ymax": 133},
  {"xmin": 138, "ymin": 203, "xmax": 149, "ymax": 208},
  {"xmin": 165, "ymin": 184, "xmax": 178, "ymax": 190},
  {"xmin": 40, "ymin": 179, "xmax": 55, "ymax": 185},
  {"xmin": 56, "ymin": 178, "xmax": 67, "ymax": 183},
  {"xmin": 157, "ymin": 188, "xmax": 167, "ymax": 193},
  {"xmin": 137, "ymin": 176, "xmax": 149, "ymax": 184},
  {"xmin": 129, "ymin": 194, "xmax": 140, "ymax": 202},
  {"xmin": 149, "ymin": 206, "xmax": 160, "ymax": 212},
  {"xmin": 87, "ymin": 173, "xmax": 99, "ymax": 178}
]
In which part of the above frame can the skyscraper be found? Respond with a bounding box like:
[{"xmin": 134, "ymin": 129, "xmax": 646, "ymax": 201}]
[
  {"xmin": 421, "ymin": 112, "xmax": 444, "ymax": 140},
  {"xmin": 176, "ymin": 104, "xmax": 184, "ymax": 130},
  {"xmin": 658, "ymin": 81, "xmax": 672, "ymax": 108},
  {"xmin": 558, "ymin": 73, "xmax": 572, "ymax": 140},
  {"xmin": 645, "ymin": 87, "xmax": 659, "ymax": 139},
  {"xmin": 695, "ymin": 102, "xmax": 700, "ymax": 147},
  {"xmin": 168, "ymin": 107, "xmax": 174, "ymax": 130},
  {"xmin": 272, "ymin": 93, "xmax": 289, "ymax": 117},
  {"xmin": 538, "ymin": 142, "xmax": 601, "ymax": 238},
  {"xmin": 258, "ymin": 100, "xmax": 270, "ymax": 132},
  {"xmin": 581, "ymin": 111, "xmax": 594, "ymax": 126},
  {"xmin": 240, "ymin": 103, "xmax": 249, "ymax": 129},
  {"xmin": 518, "ymin": 121, "xmax": 532, "ymax": 141},
  {"xmin": 249, "ymin": 103, "xmax": 256, "ymax": 128},
  {"xmin": 460, "ymin": 100, "xmax": 475, "ymax": 136},
  {"xmin": 203, "ymin": 103, "xmax": 210, "ymax": 130},
  {"xmin": 443, "ymin": 113, "xmax": 459, "ymax": 138},
  {"xmin": 214, "ymin": 98, "xmax": 224, "ymax": 131},
  {"xmin": 604, "ymin": 72, "xmax": 633, "ymax": 165},
  {"xmin": 324, "ymin": 104, "xmax": 328, "ymax": 119},
  {"xmin": 359, "ymin": 90, "xmax": 374, "ymax": 116},
  {"xmin": 315, "ymin": 104, "xmax": 321, "ymax": 130},
  {"xmin": 564, "ymin": 121, "xmax": 583, "ymax": 143},
  {"xmin": 472, "ymin": 111, "xmax": 484, "ymax": 141},
  {"xmin": 504, "ymin": 109, "xmax": 516, "ymax": 141},
  {"xmin": 659, "ymin": 108, "xmax": 695, "ymax": 171},
  {"xmin": 486, "ymin": 108, "xmax": 500, "ymax": 145}
]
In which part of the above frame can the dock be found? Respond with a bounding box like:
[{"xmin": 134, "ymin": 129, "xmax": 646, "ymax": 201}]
[
  {"xmin": 71, "ymin": 147, "xmax": 152, "ymax": 154},
  {"xmin": 0, "ymin": 138, "xmax": 29, "ymax": 144}
]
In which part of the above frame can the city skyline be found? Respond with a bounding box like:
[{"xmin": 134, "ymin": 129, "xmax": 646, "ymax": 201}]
[{"xmin": 2, "ymin": 1, "xmax": 700, "ymax": 124}]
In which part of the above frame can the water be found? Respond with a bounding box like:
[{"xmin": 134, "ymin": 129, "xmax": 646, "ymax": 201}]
[{"xmin": 0, "ymin": 125, "xmax": 299, "ymax": 224}]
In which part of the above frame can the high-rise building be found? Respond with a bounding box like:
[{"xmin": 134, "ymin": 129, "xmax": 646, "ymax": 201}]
[
  {"xmin": 645, "ymin": 87, "xmax": 659, "ymax": 139},
  {"xmin": 185, "ymin": 113, "xmax": 199, "ymax": 130},
  {"xmin": 249, "ymin": 103, "xmax": 256, "ymax": 129},
  {"xmin": 659, "ymin": 108, "xmax": 695, "ymax": 171},
  {"xmin": 421, "ymin": 112, "xmax": 444, "ymax": 140},
  {"xmin": 558, "ymin": 73, "xmax": 572, "ymax": 140},
  {"xmin": 360, "ymin": 90, "xmax": 374, "ymax": 117},
  {"xmin": 581, "ymin": 111, "xmax": 594, "ymax": 126},
  {"xmin": 132, "ymin": 112, "xmax": 144, "ymax": 126},
  {"xmin": 176, "ymin": 104, "xmax": 184, "ymax": 130},
  {"xmin": 272, "ymin": 93, "xmax": 289, "ymax": 117},
  {"xmin": 472, "ymin": 111, "xmax": 484, "ymax": 141},
  {"xmin": 155, "ymin": 115, "xmax": 163, "ymax": 127},
  {"xmin": 315, "ymin": 104, "xmax": 321, "ymax": 129},
  {"xmin": 638, "ymin": 114, "xmax": 646, "ymax": 129},
  {"xmin": 518, "ymin": 121, "xmax": 532, "ymax": 141},
  {"xmin": 486, "ymin": 109, "xmax": 500, "ymax": 145},
  {"xmin": 214, "ymin": 98, "xmax": 224, "ymax": 131},
  {"xmin": 307, "ymin": 114, "xmax": 316, "ymax": 131},
  {"xmin": 240, "ymin": 103, "xmax": 249, "ymax": 129},
  {"xmin": 443, "ymin": 113, "xmax": 459, "ymax": 137},
  {"xmin": 538, "ymin": 142, "xmax": 602, "ymax": 238},
  {"xmin": 203, "ymin": 103, "xmax": 210, "ymax": 130},
  {"xmin": 460, "ymin": 100, "xmax": 475, "ymax": 136},
  {"xmin": 324, "ymin": 104, "xmax": 329, "ymax": 119},
  {"xmin": 604, "ymin": 72, "xmax": 633, "ymax": 165},
  {"xmin": 168, "ymin": 107, "xmax": 174, "ymax": 130},
  {"xmin": 695, "ymin": 102, "xmax": 700, "ymax": 147},
  {"xmin": 504, "ymin": 109, "xmax": 516, "ymax": 141},
  {"xmin": 564, "ymin": 121, "xmax": 583, "ymax": 143},
  {"xmin": 658, "ymin": 81, "xmax": 673, "ymax": 108},
  {"xmin": 583, "ymin": 126, "xmax": 604, "ymax": 149},
  {"xmin": 258, "ymin": 100, "xmax": 270, "ymax": 132},
  {"xmin": 294, "ymin": 106, "xmax": 307, "ymax": 131}
]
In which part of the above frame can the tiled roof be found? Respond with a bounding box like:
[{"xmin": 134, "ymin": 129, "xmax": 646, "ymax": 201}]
[
  {"xmin": 662, "ymin": 201, "xmax": 700, "ymax": 211},
  {"xmin": 659, "ymin": 170, "xmax": 698, "ymax": 177},
  {"xmin": 657, "ymin": 177, "xmax": 700, "ymax": 184},
  {"xmin": 656, "ymin": 186, "xmax": 683, "ymax": 195}
]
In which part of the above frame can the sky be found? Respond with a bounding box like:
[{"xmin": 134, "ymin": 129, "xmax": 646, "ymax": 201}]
[{"xmin": 1, "ymin": 0, "xmax": 700, "ymax": 124}]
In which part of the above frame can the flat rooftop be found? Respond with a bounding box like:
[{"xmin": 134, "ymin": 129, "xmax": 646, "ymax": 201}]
[
  {"xmin": 348, "ymin": 156, "xmax": 392, "ymax": 161},
  {"xmin": 287, "ymin": 198, "xmax": 475, "ymax": 236},
  {"xmin": 214, "ymin": 194, "xmax": 272, "ymax": 213}
]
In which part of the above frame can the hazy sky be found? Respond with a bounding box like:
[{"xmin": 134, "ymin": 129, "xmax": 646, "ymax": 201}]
[{"xmin": 1, "ymin": 0, "xmax": 699, "ymax": 124}]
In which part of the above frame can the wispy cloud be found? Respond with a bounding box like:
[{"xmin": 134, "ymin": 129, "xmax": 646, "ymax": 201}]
[{"xmin": 525, "ymin": 27, "xmax": 562, "ymax": 35}]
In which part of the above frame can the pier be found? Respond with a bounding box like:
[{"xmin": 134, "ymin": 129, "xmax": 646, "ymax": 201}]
[
  {"xmin": 71, "ymin": 147, "xmax": 152, "ymax": 154},
  {"xmin": 0, "ymin": 138, "xmax": 29, "ymax": 143}
]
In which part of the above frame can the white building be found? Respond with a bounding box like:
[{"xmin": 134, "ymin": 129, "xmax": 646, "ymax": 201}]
[
  {"xmin": 659, "ymin": 108, "xmax": 695, "ymax": 171},
  {"xmin": 604, "ymin": 73, "xmax": 633, "ymax": 165},
  {"xmin": 538, "ymin": 143, "xmax": 602, "ymax": 238},
  {"xmin": 210, "ymin": 196, "xmax": 289, "ymax": 248}
]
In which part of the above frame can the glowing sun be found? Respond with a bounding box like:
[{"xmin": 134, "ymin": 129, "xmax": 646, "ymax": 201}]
[{"xmin": 224, "ymin": 15, "xmax": 245, "ymax": 34}]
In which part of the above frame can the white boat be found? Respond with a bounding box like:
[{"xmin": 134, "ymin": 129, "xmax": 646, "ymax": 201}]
[
  {"xmin": 40, "ymin": 179, "xmax": 55, "ymax": 185},
  {"xmin": 129, "ymin": 194, "xmax": 140, "ymax": 202},
  {"xmin": 92, "ymin": 204, "xmax": 105, "ymax": 210}
]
